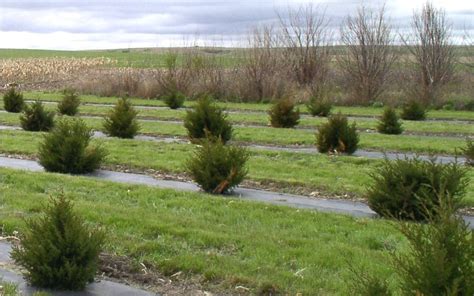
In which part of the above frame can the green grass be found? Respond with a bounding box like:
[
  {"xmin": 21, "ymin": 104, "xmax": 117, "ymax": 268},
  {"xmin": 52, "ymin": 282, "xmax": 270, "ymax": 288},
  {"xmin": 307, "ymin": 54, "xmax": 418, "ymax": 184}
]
[
  {"xmin": 0, "ymin": 281, "xmax": 19, "ymax": 296},
  {"xmin": 0, "ymin": 109, "xmax": 468, "ymax": 155},
  {"xmin": 22, "ymin": 91, "xmax": 474, "ymax": 121},
  {"xmin": 0, "ymin": 167, "xmax": 403, "ymax": 294},
  {"xmin": 0, "ymin": 129, "xmax": 473, "ymax": 207}
]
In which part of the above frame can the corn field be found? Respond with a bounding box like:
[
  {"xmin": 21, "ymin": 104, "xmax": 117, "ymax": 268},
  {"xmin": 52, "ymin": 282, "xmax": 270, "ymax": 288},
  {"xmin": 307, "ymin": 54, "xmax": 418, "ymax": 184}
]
[{"xmin": 0, "ymin": 57, "xmax": 114, "ymax": 86}]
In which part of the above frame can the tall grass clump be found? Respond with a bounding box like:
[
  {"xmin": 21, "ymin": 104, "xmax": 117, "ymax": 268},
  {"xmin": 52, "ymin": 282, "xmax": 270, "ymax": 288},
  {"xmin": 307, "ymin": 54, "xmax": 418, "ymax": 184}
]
[
  {"xmin": 3, "ymin": 87, "xmax": 24, "ymax": 113},
  {"xmin": 367, "ymin": 157, "xmax": 468, "ymax": 221},
  {"xmin": 184, "ymin": 95, "xmax": 233, "ymax": 143},
  {"xmin": 38, "ymin": 118, "xmax": 107, "ymax": 174},
  {"xmin": 12, "ymin": 193, "xmax": 104, "ymax": 290},
  {"xmin": 316, "ymin": 113, "xmax": 359, "ymax": 154},
  {"xmin": 20, "ymin": 101, "xmax": 55, "ymax": 132},
  {"xmin": 57, "ymin": 88, "xmax": 81, "ymax": 116},
  {"xmin": 103, "ymin": 97, "xmax": 139, "ymax": 138},
  {"xmin": 401, "ymin": 100, "xmax": 426, "ymax": 120},
  {"xmin": 269, "ymin": 98, "xmax": 300, "ymax": 128},
  {"xmin": 377, "ymin": 106, "xmax": 403, "ymax": 135},
  {"xmin": 186, "ymin": 138, "xmax": 249, "ymax": 194},
  {"xmin": 393, "ymin": 193, "xmax": 474, "ymax": 295}
]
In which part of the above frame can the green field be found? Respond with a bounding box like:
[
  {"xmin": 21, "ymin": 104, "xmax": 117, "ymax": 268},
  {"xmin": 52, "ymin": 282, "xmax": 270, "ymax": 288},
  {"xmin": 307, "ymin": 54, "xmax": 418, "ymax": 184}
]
[{"xmin": 0, "ymin": 48, "xmax": 239, "ymax": 68}]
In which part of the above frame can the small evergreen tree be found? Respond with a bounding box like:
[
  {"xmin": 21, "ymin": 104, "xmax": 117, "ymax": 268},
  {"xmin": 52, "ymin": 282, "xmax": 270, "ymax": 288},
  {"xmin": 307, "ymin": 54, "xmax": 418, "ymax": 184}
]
[
  {"xmin": 57, "ymin": 88, "xmax": 81, "ymax": 116},
  {"xmin": 268, "ymin": 98, "xmax": 300, "ymax": 128},
  {"xmin": 39, "ymin": 118, "xmax": 107, "ymax": 174},
  {"xmin": 3, "ymin": 87, "xmax": 24, "ymax": 113},
  {"xmin": 162, "ymin": 90, "xmax": 186, "ymax": 109},
  {"xmin": 462, "ymin": 138, "xmax": 474, "ymax": 166},
  {"xmin": 306, "ymin": 96, "xmax": 332, "ymax": 117},
  {"xmin": 186, "ymin": 138, "xmax": 249, "ymax": 194},
  {"xmin": 367, "ymin": 157, "xmax": 468, "ymax": 221},
  {"xmin": 316, "ymin": 113, "xmax": 359, "ymax": 154},
  {"xmin": 401, "ymin": 100, "xmax": 426, "ymax": 120},
  {"xmin": 184, "ymin": 95, "xmax": 233, "ymax": 143},
  {"xmin": 12, "ymin": 194, "xmax": 104, "ymax": 290},
  {"xmin": 103, "ymin": 97, "xmax": 139, "ymax": 138},
  {"xmin": 20, "ymin": 101, "xmax": 55, "ymax": 132},
  {"xmin": 377, "ymin": 107, "xmax": 403, "ymax": 135},
  {"xmin": 393, "ymin": 193, "xmax": 474, "ymax": 295}
]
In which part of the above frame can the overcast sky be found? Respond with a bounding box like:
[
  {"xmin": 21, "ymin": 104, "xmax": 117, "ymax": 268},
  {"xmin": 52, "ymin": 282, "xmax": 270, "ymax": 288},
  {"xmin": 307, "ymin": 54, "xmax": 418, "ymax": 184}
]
[{"xmin": 0, "ymin": 0, "xmax": 472, "ymax": 50}]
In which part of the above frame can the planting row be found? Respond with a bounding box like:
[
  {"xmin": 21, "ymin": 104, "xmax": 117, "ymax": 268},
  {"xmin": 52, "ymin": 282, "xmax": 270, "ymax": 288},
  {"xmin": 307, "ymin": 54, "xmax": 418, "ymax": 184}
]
[
  {"xmin": 23, "ymin": 91, "xmax": 474, "ymax": 121},
  {"xmin": 7, "ymin": 98, "xmax": 474, "ymax": 136},
  {"xmin": 1, "ymin": 128, "xmax": 473, "ymax": 206}
]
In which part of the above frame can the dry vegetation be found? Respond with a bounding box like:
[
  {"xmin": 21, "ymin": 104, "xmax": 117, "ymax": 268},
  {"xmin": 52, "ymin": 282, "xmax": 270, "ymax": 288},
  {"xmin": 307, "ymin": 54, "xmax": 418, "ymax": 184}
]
[
  {"xmin": 0, "ymin": 57, "xmax": 113, "ymax": 88},
  {"xmin": 0, "ymin": 3, "xmax": 472, "ymax": 110}
]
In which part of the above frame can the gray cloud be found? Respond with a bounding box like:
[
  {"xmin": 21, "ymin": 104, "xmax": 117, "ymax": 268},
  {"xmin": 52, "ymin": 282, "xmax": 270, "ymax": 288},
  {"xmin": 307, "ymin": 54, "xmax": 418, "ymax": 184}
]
[{"xmin": 0, "ymin": 0, "xmax": 472, "ymax": 49}]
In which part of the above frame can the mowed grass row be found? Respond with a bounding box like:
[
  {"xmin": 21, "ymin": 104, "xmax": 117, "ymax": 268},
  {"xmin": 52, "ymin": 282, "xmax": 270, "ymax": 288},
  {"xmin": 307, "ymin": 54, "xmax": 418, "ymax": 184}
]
[
  {"xmin": 24, "ymin": 91, "xmax": 474, "ymax": 121},
  {"xmin": 6, "ymin": 100, "xmax": 474, "ymax": 135},
  {"xmin": 1, "ymin": 129, "xmax": 473, "ymax": 206},
  {"xmin": 0, "ymin": 167, "xmax": 403, "ymax": 294},
  {"xmin": 0, "ymin": 111, "xmax": 467, "ymax": 155}
]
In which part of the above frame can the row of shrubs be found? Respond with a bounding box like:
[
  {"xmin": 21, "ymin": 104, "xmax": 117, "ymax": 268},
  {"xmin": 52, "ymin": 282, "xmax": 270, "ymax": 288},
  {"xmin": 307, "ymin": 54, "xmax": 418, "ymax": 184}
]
[{"xmin": 2, "ymin": 87, "xmax": 428, "ymax": 139}]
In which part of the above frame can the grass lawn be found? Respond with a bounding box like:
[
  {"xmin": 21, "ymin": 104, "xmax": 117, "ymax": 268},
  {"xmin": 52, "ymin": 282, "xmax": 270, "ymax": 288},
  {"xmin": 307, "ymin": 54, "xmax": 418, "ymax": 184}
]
[
  {"xmin": 0, "ymin": 129, "xmax": 473, "ymax": 207},
  {"xmin": 23, "ymin": 91, "xmax": 474, "ymax": 121},
  {"xmin": 0, "ymin": 167, "xmax": 403, "ymax": 294},
  {"xmin": 0, "ymin": 111, "xmax": 468, "ymax": 155}
]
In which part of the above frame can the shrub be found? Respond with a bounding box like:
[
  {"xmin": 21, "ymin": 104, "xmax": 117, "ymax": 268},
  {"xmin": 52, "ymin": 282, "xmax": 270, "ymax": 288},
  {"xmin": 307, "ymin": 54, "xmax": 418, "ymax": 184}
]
[
  {"xmin": 20, "ymin": 101, "xmax": 55, "ymax": 132},
  {"xmin": 377, "ymin": 107, "xmax": 403, "ymax": 135},
  {"xmin": 3, "ymin": 87, "xmax": 24, "ymax": 113},
  {"xmin": 38, "ymin": 118, "xmax": 107, "ymax": 174},
  {"xmin": 57, "ymin": 88, "xmax": 81, "ymax": 116},
  {"xmin": 367, "ymin": 157, "xmax": 468, "ymax": 221},
  {"xmin": 462, "ymin": 139, "xmax": 474, "ymax": 166},
  {"xmin": 162, "ymin": 90, "xmax": 186, "ymax": 109},
  {"xmin": 103, "ymin": 97, "xmax": 139, "ymax": 138},
  {"xmin": 401, "ymin": 100, "xmax": 426, "ymax": 120},
  {"xmin": 184, "ymin": 95, "xmax": 233, "ymax": 143},
  {"xmin": 186, "ymin": 138, "xmax": 249, "ymax": 194},
  {"xmin": 12, "ymin": 193, "xmax": 104, "ymax": 290},
  {"xmin": 393, "ymin": 193, "xmax": 474, "ymax": 295},
  {"xmin": 268, "ymin": 98, "xmax": 300, "ymax": 128},
  {"xmin": 316, "ymin": 113, "xmax": 359, "ymax": 154},
  {"xmin": 306, "ymin": 96, "xmax": 332, "ymax": 117},
  {"xmin": 348, "ymin": 266, "xmax": 391, "ymax": 296}
]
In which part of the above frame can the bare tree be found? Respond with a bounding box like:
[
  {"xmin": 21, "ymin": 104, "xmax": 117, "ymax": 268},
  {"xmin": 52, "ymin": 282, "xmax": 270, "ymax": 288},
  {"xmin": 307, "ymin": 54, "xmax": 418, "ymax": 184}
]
[
  {"xmin": 461, "ymin": 28, "xmax": 473, "ymax": 68},
  {"xmin": 278, "ymin": 4, "xmax": 332, "ymax": 86},
  {"xmin": 239, "ymin": 25, "xmax": 283, "ymax": 101},
  {"xmin": 339, "ymin": 5, "xmax": 397, "ymax": 105},
  {"xmin": 402, "ymin": 2, "xmax": 456, "ymax": 105},
  {"xmin": 158, "ymin": 50, "xmax": 193, "ymax": 96}
]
